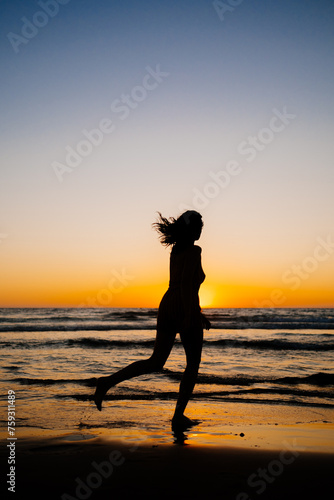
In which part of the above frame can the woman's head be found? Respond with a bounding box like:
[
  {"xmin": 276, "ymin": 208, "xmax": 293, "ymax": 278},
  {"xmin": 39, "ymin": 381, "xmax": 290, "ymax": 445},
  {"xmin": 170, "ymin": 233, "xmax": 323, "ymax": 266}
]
[{"xmin": 153, "ymin": 210, "xmax": 203, "ymax": 247}]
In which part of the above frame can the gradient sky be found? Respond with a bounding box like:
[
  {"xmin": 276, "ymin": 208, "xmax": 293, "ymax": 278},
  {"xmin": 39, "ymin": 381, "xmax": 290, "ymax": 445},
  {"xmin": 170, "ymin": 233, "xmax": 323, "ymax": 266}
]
[{"xmin": 1, "ymin": 0, "xmax": 334, "ymax": 308}]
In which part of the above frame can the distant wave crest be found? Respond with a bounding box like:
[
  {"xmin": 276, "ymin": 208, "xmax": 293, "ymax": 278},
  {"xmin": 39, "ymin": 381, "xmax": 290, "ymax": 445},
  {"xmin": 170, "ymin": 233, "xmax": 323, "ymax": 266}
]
[
  {"xmin": 1, "ymin": 307, "xmax": 334, "ymax": 332},
  {"xmin": 1, "ymin": 336, "xmax": 333, "ymax": 352}
]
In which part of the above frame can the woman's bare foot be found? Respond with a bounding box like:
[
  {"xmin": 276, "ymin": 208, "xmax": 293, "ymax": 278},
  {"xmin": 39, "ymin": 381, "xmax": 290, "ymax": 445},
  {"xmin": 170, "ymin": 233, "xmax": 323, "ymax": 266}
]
[
  {"xmin": 93, "ymin": 377, "xmax": 109, "ymax": 411},
  {"xmin": 171, "ymin": 414, "xmax": 200, "ymax": 431}
]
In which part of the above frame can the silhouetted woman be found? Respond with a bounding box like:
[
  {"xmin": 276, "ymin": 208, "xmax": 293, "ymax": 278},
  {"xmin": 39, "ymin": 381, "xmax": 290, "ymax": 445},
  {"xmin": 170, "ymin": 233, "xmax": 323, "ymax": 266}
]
[{"xmin": 94, "ymin": 210, "xmax": 210, "ymax": 429}]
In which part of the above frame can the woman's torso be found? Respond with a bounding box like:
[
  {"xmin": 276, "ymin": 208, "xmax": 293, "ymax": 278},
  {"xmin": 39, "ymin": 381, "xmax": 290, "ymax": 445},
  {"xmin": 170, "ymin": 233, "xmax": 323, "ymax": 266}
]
[
  {"xmin": 168, "ymin": 244, "xmax": 205, "ymax": 292},
  {"xmin": 157, "ymin": 245, "xmax": 205, "ymax": 329}
]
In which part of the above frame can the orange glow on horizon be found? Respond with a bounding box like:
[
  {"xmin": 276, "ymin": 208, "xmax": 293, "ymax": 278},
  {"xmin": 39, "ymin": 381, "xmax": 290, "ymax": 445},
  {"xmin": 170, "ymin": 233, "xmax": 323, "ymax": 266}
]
[
  {"xmin": 0, "ymin": 248, "xmax": 333, "ymax": 308},
  {"xmin": 0, "ymin": 278, "xmax": 333, "ymax": 308}
]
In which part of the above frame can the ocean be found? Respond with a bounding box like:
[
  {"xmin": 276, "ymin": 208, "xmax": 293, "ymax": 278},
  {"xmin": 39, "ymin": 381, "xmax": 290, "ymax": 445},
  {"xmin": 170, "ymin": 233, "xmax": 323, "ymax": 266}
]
[{"xmin": 0, "ymin": 307, "xmax": 333, "ymax": 440}]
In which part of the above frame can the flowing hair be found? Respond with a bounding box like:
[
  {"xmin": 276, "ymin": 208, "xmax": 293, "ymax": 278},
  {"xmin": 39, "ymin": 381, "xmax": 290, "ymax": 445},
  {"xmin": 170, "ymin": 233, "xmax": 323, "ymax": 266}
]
[{"xmin": 152, "ymin": 210, "xmax": 203, "ymax": 247}]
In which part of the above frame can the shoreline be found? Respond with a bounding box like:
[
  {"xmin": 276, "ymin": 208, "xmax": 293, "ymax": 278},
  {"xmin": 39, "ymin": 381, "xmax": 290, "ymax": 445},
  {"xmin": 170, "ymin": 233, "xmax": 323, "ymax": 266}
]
[{"xmin": 1, "ymin": 398, "xmax": 333, "ymax": 448}]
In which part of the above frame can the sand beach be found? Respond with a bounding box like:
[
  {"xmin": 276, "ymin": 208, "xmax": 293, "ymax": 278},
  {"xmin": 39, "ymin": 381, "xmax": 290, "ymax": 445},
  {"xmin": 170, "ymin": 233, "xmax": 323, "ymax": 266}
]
[{"xmin": 1, "ymin": 399, "xmax": 333, "ymax": 500}]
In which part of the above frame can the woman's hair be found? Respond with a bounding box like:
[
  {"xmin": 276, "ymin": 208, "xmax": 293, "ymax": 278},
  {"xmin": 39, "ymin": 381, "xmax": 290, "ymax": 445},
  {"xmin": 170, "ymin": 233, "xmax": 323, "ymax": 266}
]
[{"xmin": 153, "ymin": 210, "xmax": 203, "ymax": 247}]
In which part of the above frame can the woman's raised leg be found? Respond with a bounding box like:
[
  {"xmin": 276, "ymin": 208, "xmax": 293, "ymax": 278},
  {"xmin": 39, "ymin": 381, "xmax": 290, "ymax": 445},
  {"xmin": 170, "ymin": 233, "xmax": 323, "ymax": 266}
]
[{"xmin": 94, "ymin": 327, "xmax": 176, "ymax": 410}]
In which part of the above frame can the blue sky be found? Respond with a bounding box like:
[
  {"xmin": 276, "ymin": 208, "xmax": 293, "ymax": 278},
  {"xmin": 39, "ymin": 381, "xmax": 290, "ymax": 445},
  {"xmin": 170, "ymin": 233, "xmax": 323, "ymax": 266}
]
[{"xmin": 1, "ymin": 0, "xmax": 334, "ymax": 306}]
